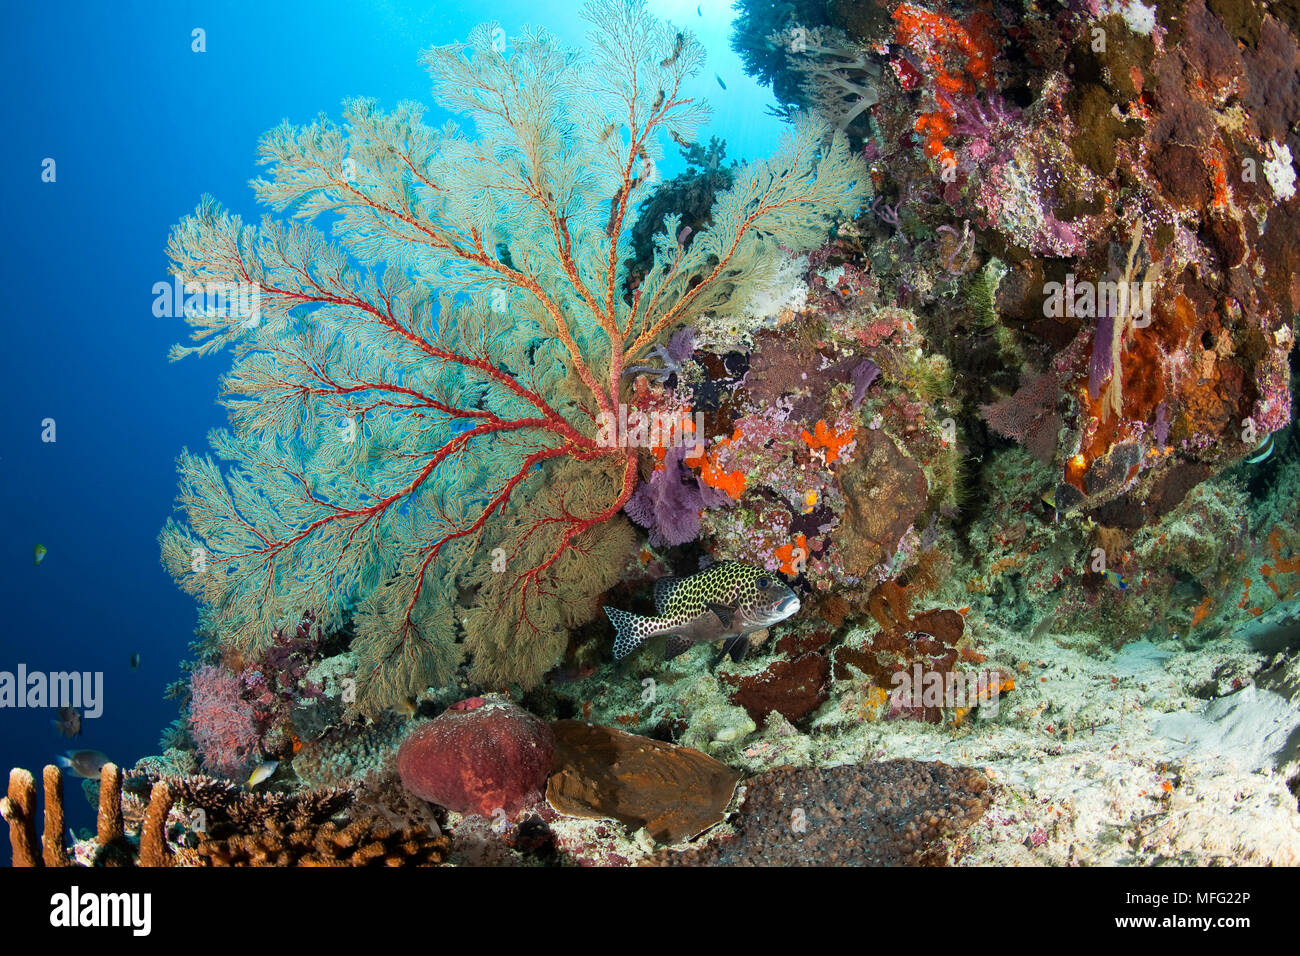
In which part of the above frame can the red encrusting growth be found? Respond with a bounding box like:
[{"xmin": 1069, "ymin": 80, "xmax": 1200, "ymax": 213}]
[{"xmin": 892, "ymin": 3, "xmax": 1000, "ymax": 168}]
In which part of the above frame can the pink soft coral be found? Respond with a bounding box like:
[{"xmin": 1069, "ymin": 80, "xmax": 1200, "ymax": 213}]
[
  {"xmin": 979, "ymin": 370, "xmax": 1061, "ymax": 464},
  {"xmin": 188, "ymin": 665, "xmax": 261, "ymax": 778}
]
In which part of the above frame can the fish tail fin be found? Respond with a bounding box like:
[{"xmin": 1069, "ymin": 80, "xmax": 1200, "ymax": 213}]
[
  {"xmin": 665, "ymin": 635, "xmax": 695, "ymax": 660},
  {"xmin": 55, "ymin": 754, "xmax": 72, "ymax": 771},
  {"xmin": 605, "ymin": 606, "xmax": 660, "ymax": 660}
]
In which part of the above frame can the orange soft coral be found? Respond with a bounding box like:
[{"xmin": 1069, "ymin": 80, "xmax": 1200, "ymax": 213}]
[
  {"xmin": 893, "ymin": 3, "xmax": 998, "ymax": 165},
  {"xmin": 893, "ymin": 4, "xmax": 996, "ymax": 84},
  {"xmin": 776, "ymin": 534, "xmax": 809, "ymax": 575},
  {"xmin": 801, "ymin": 420, "xmax": 857, "ymax": 463},
  {"xmin": 690, "ymin": 428, "xmax": 747, "ymax": 499},
  {"xmin": 651, "ymin": 407, "xmax": 696, "ymax": 466}
]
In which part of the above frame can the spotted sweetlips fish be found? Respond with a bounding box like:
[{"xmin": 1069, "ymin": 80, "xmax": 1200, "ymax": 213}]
[{"xmin": 605, "ymin": 562, "xmax": 801, "ymax": 664}]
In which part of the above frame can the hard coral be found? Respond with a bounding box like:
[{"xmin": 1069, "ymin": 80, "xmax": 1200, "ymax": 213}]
[
  {"xmin": 186, "ymin": 814, "xmax": 449, "ymax": 867},
  {"xmin": 396, "ymin": 697, "xmax": 555, "ymax": 818},
  {"xmin": 165, "ymin": 774, "xmax": 353, "ymax": 834}
]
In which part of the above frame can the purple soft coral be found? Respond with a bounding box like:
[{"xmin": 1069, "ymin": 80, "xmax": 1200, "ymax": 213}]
[
  {"xmin": 625, "ymin": 447, "xmax": 704, "ymax": 546},
  {"xmin": 624, "ymin": 326, "xmax": 696, "ymax": 382},
  {"xmin": 625, "ymin": 444, "xmax": 728, "ymax": 546},
  {"xmin": 1088, "ymin": 308, "xmax": 1114, "ymax": 401},
  {"xmin": 850, "ymin": 359, "xmax": 881, "ymax": 408}
]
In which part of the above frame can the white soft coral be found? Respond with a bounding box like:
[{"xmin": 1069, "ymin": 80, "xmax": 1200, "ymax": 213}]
[{"xmin": 696, "ymin": 250, "xmax": 809, "ymax": 350}]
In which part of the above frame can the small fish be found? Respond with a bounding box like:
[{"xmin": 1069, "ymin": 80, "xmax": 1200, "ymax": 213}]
[
  {"xmin": 1105, "ymin": 569, "xmax": 1128, "ymax": 591},
  {"xmin": 660, "ymin": 32, "xmax": 684, "ymax": 68},
  {"xmin": 247, "ymin": 760, "xmax": 279, "ymax": 787},
  {"xmin": 605, "ymin": 562, "xmax": 801, "ymax": 665},
  {"xmin": 56, "ymin": 750, "xmax": 111, "ymax": 779},
  {"xmin": 697, "ymin": 4, "xmax": 702, "ymax": 15},
  {"xmin": 33, "ymin": 544, "xmax": 47, "ymax": 565},
  {"xmin": 51, "ymin": 706, "xmax": 81, "ymax": 739},
  {"xmin": 1245, "ymin": 433, "xmax": 1274, "ymax": 464},
  {"xmin": 392, "ymin": 697, "xmax": 418, "ymax": 718},
  {"xmin": 714, "ymin": 73, "xmax": 727, "ymax": 90},
  {"xmin": 129, "ymin": 652, "xmax": 141, "ymax": 670}
]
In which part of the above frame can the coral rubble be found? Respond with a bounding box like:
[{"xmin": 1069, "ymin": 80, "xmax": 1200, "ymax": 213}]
[{"xmin": 657, "ymin": 760, "xmax": 991, "ymax": 866}]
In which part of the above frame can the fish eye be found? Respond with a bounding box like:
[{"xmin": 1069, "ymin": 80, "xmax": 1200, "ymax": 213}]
[{"xmin": 756, "ymin": 575, "xmax": 771, "ymax": 589}]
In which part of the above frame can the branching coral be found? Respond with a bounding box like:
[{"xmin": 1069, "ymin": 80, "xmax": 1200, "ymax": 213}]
[{"xmin": 159, "ymin": 0, "xmax": 869, "ymax": 712}]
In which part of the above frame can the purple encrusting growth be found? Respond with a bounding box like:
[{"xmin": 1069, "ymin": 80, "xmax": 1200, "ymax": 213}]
[
  {"xmin": 1088, "ymin": 308, "xmax": 1114, "ymax": 400},
  {"xmin": 951, "ymin": 92, "xmax": 1021, "ymax": 157},
  {"xmin": 664, "ymin": 326, "xmax": 696, "ymax": 365},
  {"xmin": 1153, "ymin": 402, "xmax": 1170, "ymax": 448},
  {"xmin": 851, "ymin": 358, "xmax": 881, "ymax": 408},
  {"xmin": 625, "ymin": 445, "xmax": 730, "ymax": 547}
]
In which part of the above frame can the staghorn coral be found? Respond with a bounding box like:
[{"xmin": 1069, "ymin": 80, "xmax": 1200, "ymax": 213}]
[
  {"xmin": 159, "ymin": 0, "xmax": 869, "ymax": 713},
  {"xmin": 164, "ymin": 774, "xmax": 353, "ymax": 835},
  {"xmin": 185, "ymin": 814, "xmax": 448, "ymax": 867}
]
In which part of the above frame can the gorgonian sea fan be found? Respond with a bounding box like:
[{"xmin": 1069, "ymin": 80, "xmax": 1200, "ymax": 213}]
[{"xmin": 158, "ymin": 0, "xmax": 870, "ymax": 713}]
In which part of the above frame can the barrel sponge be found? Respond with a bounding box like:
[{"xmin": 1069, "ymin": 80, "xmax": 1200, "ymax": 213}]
[{"xmin": 396, "ymin": 697, "xmax": 555, "ymax": 818}]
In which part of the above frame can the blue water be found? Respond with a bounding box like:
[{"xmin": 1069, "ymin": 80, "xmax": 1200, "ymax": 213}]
[{"xmin": 0, "ymin": 0, "xmax": 783, "ymax": 833}]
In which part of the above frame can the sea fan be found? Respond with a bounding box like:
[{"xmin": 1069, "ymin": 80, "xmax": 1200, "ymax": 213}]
[{"xmin": 159, "ymin": 0, "xmax": 869, "ymax": 711}]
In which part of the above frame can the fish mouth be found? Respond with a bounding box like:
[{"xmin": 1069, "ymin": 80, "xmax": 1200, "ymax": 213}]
[{"xmin": 767, "ymin": 594, "xmax": 801, "ymax": 620}]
